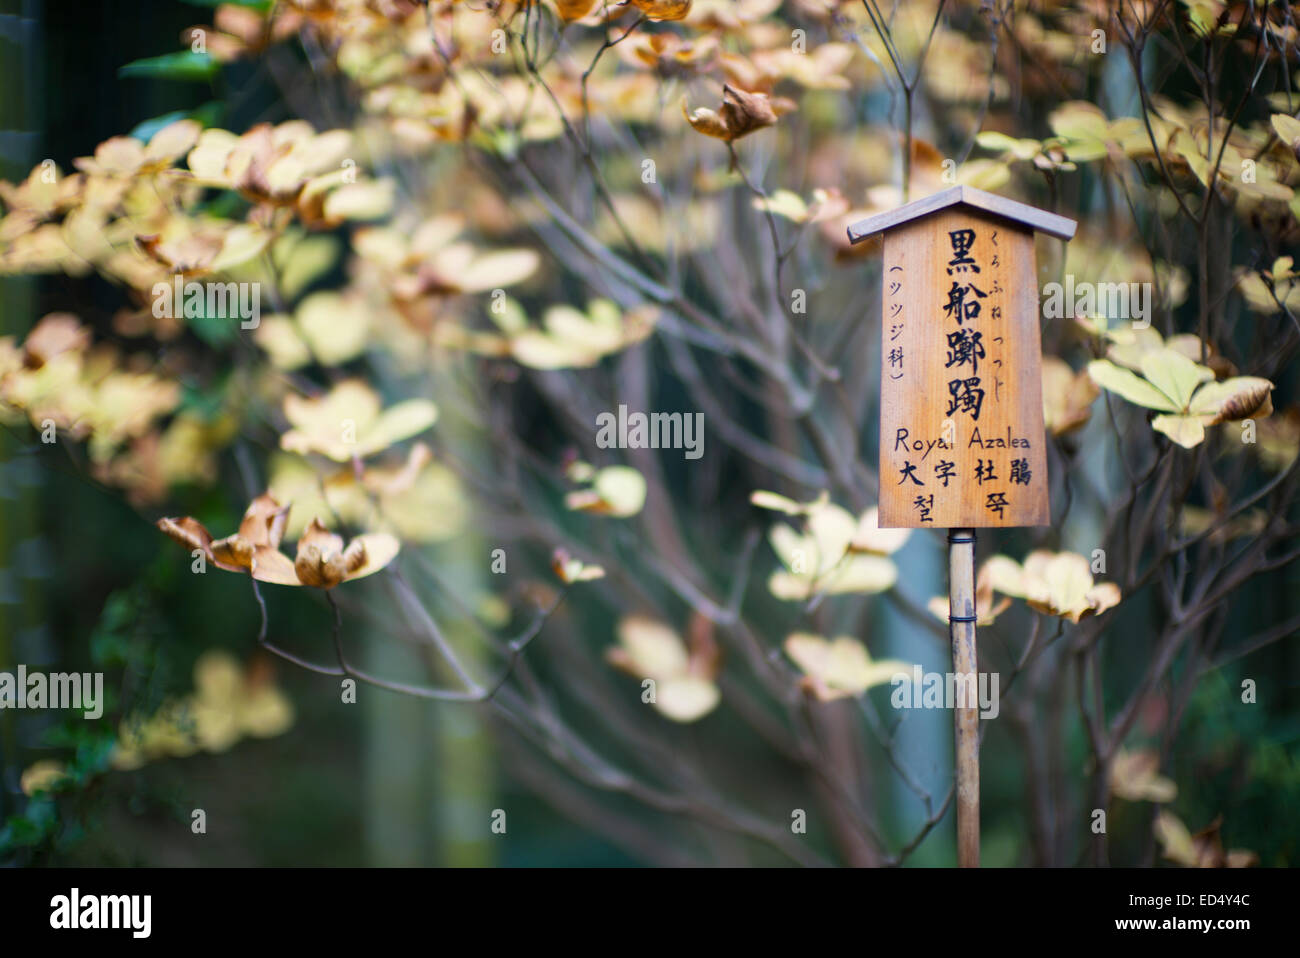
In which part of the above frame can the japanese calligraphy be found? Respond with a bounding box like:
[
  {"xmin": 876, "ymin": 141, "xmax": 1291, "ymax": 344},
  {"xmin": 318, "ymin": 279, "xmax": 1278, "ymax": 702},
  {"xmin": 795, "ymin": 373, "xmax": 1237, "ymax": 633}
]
[
  {"xmin": 875, "ymin": 209, "xmax": 1051, "ymax": 528},
  {"xmin": 935, "ymin": 459, "xmax": 956, "ymax": 487},
  {"xmin": 985, "ymin": 492, "xmax": 1009, "ymax": 518},
  {"xmin": 946, "ymin": 377, "xmax": 985, "ymax": 421},
  {"xmin": 946, "ymin": 229, "xmax": 980, "ymax": 274},
  {"xmin": 943, "ymin": 280, "xmax": 987, "ymax": 326},
  {"xmin": 945, "ymin": 328, "xmax": 985, "ymax": 376}
]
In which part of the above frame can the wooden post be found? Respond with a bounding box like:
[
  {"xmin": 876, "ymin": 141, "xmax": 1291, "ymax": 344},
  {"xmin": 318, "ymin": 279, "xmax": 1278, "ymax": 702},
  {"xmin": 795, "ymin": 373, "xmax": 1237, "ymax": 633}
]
[
  {"xmin": 948, "ymin": 528, "xmax": 979, "ymax": 868},
  {"xmin": 847, "ymin": 186, "xmax": 1077, "ymax": 868},
  {"xmin": 847, "ymin": 186, "xmax": 1075, "ymax": 868}
]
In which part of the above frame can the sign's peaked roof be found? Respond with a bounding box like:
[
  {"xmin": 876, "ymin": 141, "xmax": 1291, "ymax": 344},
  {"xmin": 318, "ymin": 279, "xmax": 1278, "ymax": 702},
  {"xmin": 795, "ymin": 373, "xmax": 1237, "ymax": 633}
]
[{"xmin": 846, "ymin": 185, "xmax": 1077, "ymax": 244}]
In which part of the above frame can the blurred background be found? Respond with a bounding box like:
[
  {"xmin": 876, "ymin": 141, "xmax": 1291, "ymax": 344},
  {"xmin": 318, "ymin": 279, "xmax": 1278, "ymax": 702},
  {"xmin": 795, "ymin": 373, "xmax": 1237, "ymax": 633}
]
[
  {"xmin": 0, "ymin": 0, "xmax": 621, "ymax": 867},
  {"xmin": 1, "ymin": 0, "xmax": 1298, "ymax": 867}
]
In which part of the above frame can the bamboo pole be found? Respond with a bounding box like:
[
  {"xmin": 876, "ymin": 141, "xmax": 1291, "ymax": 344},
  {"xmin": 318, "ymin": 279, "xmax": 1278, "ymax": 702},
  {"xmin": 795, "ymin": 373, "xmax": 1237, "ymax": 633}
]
[{"xmin": 948, "ymin": 528, "xmax": 979, "ymax": 867}]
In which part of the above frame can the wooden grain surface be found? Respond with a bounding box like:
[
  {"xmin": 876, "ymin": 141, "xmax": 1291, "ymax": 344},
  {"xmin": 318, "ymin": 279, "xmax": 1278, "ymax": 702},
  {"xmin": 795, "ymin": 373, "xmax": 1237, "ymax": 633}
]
[{"xmin": 878, "ymin": 209, "xmax": 1049, "ymax": 528}]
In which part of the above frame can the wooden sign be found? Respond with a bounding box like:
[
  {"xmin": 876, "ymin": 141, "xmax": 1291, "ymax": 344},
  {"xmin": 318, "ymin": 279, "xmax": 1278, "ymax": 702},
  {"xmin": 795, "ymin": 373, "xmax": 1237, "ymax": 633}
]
[{"xmin": 848, "ymin": 186, "xmax": 1076, "ymax": 529}]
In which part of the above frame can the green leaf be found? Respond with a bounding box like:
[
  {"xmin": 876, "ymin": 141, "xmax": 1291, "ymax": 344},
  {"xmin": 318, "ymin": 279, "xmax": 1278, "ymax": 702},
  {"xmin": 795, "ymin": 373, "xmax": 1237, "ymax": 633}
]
[
  {"xmin": 487, "ymin": 297, "xmax": 528, "ymax": 335},
  {"xmin": 119, "ymin": 51, "xmax": 218, "ymax": 83},
  {"xmin": 359, "ymin": 400, "xmax": 439, "ymax": 457},
  {"xmin": 957, "ymin": 159, "xmax": 1011, "ymax": 191},
  {"xmin": 1087, "ymin": 359, "xmax": 1181, "ymax": 412},
  {"xmin": 1139, "ymin": 348, "xmax": 1213, "ymax": 412},
  {"xmin": 188, "ymin": 311, "xmax": 240, "ymax": 347},
  {"xmin": 179, "ymin": 377, "xmax": 230, "ymax": 422},
  {"xmin": 127, "ymin": 102, "xmax": 224, "ymax": 142},
  {"xmin": 128, "ymin": 111, "xmax": 190, "ymax": 143},
  {"xmin": 975, "ymin": 131, "xmax": 1042, "ymax": 161},
  {"xmin": 274, "ymin": 233, "xmax": 341, "ymax": 301}
]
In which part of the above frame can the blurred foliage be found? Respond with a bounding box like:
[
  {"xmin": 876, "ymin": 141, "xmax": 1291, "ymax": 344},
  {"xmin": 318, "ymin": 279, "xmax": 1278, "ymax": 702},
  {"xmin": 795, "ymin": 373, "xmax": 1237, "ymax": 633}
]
[{"xmin": 1, "ymin": 0, "xmax": 1298, "ymax": 867}]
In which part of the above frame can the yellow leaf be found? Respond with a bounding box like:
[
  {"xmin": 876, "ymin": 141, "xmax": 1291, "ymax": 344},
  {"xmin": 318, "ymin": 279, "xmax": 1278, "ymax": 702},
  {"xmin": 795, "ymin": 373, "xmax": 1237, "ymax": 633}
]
[
  {"xmin": 751, "ymin": 189, "xmax": 808, "ymax": 222},
  {"xmin": 818, "ymin": 555, "xmax": 900, "ymax": 594},
  {"xmin": 509, "ymin": 300, "xmax": 655, "ymax": 370},
  {"xmin": 554, "ymin": 0, "xmax": 597, "ymax": 20},
  {"xmin": 683, "ymin": 85, "xmax": 784, "ymax": 142},
  {"xmin": 1271, "ymin": 113, "xmax": 1300, "ymax": 148},
  {"xmin": 274, "ymin": 232, "xmax": 340, "ymax": 301},
  {"xmin": 805, "ymin": 500, "xmax": 857, "ymax": 569},
  {"xmin": 1181, "ymin": 0, "xmax": 1230, "ymax": 36},
  {"xmin": 292, "ymin": 518, "xmax": 399, "ymax": 588},
  {"xmin": 1237, "ymin": 270, "xmax": 1300, "ymax": 315},
  {"xmin": 783, "ymin": 633, "xmax": 912, "ymax": 701},
  {"xmin": 1139, "ymin": 348, "xmax": 1214, "ymax": 411},
  {"xmin": 655, "ymin": 676, "xmax": 721, "ymax": 722},
  {"xmin": 20, "ymin": 760, "xmax": 67, "ymax": 796},
  {"xmin": 631, "ymin": 0, "xmax": 693, "ymax": 21},
  {"xmin": 1111, "ymin": 749, "xmax": 1178, "ymax": 803},
  {"xmin": 850, "ymin": 506, "xmax": 910, "ymax": 555},
  {"xmin": 455, "ymin": 249, "xmax": 540, "ymax": 294},
  {"xmin": 764, "ymin": 498, "xmax": 901, "ymax": 600},
  {"xmin": 359, "ymin": 400, "xmax": 440, "ymax": 457},
  {"xmin": 1087, "ymin": 359, "xmax": 1181, "ymax": 412},
  {"xmin": 1154, "ymin": 810, "xmax": 1198, "ymax": 866},
  {"xmin": 956, "ymin": 158, "xmax": 1011, "ymax": 191},
  {"xmin": 359, "ymin": 447, "xmax": 466, "ymax": 543},
  {"xmin": 145, "ymin": 119, "xmax": 202, "ymax": 166},
  {"xmin": 988, "ymin": 551, "xmax": 1121, "ymax": 623},
  {"xmin": 976, "ymin": 131, "xmax": 1042, "ymax": 161},
  {"xmin": 340, "ymin": 532, "xmax": 401, "ymax": 582},
  {"xmin": 749, "ymin": 489, "xmax": 806, "ymax": 514},
  {"xmin": 608, "ymin": 614, "xmax": 720, "ymax": 722},
  {"xmin": 295, "ymin": 291, "xmax": 370, "ymax": 366},
  {"xmin": 594, "ymin": 465, "xmax": 646, "ymax": 516},
  {"xmin": 613, "ymin": 616, "xmax": 690, "ymax": 679},
  {"xmin": 1188, "ymin": 376, "xmax": 1274, "ymax": 422},
  {"xmin": 1023, "ymin": 551, "xmax": 1121, "ymax": 623},
  {"xmin": 1042, "ymin": 356, "xmax": 1099, "ymax": 435},
  {"xmin": 321, "ymin": 179, "xmax": 395, "ymax": 222},
  {"xmin": 187, "ymin": 129, "xmax": 241, "ymax": 183},
  {"xmin": 253, "ymin": 314, "xmax": 312, "ymax": 370},
  {"xmin": 1152, "ymin": 414, "xmax": 1206, "ymax": 449},
  {"xmin": 566, "ymin": 465, "xmax": 647, "ymax": 517},
  {"xmin": 209, "ymin": 223, "xmax": 272, "ymax": 272},
  {"xmin": 552, "ymin": 548, "xmax": 605, "ymax": 583},
  {"xmin": 280, "ymin": 381, "xmax": 437, "ymax": 461}
]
